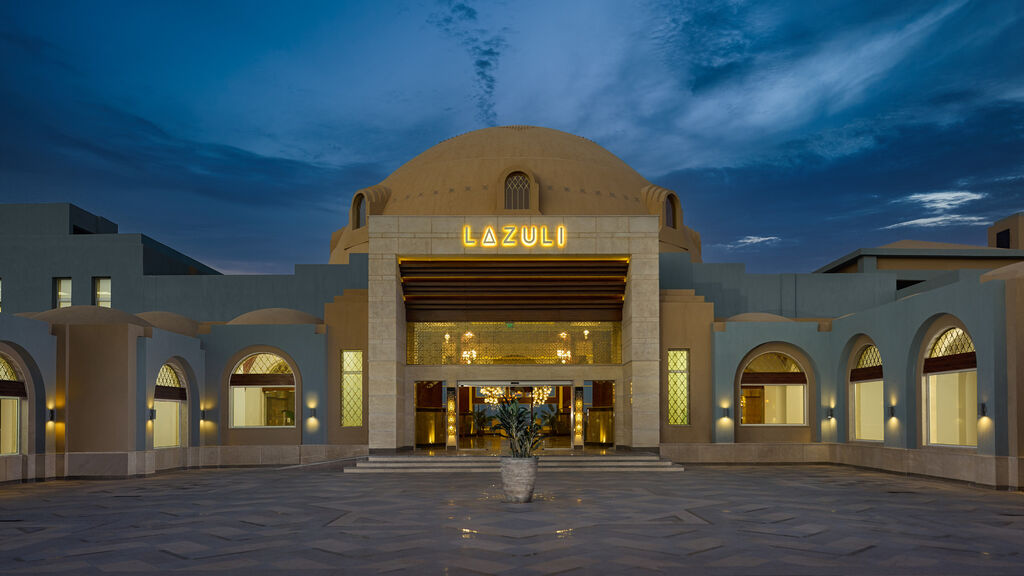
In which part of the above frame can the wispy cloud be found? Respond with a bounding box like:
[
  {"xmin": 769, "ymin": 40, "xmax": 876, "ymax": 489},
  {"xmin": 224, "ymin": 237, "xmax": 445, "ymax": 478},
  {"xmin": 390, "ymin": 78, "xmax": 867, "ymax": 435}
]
[
  {"xmin": 715, "ymin": 235, "xmax": 782, "ymax": 249},
  {"xmin": 904, "ymin": 191, "xmax": 985, "ymax": 212},
  {"xmin": 429, "ymin": 2, "xmax": 507, "ymax": 126},
  {"xmin": 883, "ymin": 215, "xmax": 989, "ymax": 229}
]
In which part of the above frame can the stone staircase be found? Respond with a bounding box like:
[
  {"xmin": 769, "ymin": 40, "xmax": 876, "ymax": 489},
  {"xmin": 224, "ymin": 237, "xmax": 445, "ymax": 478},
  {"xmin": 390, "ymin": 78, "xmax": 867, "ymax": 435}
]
[{"xmin": 344, "ymin": 453, "xmax": 684, "ymax": 473}]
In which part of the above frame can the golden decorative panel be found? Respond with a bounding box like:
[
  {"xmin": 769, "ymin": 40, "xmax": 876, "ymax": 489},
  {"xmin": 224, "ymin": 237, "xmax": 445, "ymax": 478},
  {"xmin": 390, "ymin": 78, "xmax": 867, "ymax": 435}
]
[
  {"xmin": 856, "ymin": 345, "xmax": 882, "ymax": 368},
  {"xmin": 667, "ymin": 349, "xmax": 689, "ymax": 425},
  {"xmin": 406, "ymin": 321, "xmax": 621, "ymax": 365},
  {"xmin": 341, "ymin": 350, "xmax": 363, "ymax": 427},
  {"xmin": 0, "ymin": 355, "xmax": 18, "ymax": 382},
  {"xmin": 234, "ymin": 353, "xmax": 292, "ymax": 375},
  {"xmin": 156, "ymin": 364, "xmax": 182, "ymax": 388},
  {"xmin": 929, "ymin": 328, "xmax": 975, "ymax": 358}
]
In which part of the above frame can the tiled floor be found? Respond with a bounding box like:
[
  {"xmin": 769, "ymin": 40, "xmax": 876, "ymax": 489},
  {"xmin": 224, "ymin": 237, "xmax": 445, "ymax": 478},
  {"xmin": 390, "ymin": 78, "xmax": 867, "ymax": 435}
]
[{"xmin": 0, "ymin": 464, "xmax": 1022, "ymax": 574}]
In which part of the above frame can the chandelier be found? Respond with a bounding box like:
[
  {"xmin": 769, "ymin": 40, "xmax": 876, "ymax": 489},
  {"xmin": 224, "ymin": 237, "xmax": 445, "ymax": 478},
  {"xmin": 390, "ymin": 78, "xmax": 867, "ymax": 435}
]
[
  {"xmin": 479, "ymin": 386, "xmax": 504, "ymax": 404},
  {"xmin": 533, "ymin": 386, "xmax": 552, "ymax": 405}
]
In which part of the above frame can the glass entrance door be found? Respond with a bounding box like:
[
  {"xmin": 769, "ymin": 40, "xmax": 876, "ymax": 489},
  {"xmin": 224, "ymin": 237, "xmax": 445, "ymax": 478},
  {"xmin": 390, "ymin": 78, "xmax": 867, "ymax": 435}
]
[{"xmin": 455, "ymin": 381, "xmax": 572, "ymax": 453}]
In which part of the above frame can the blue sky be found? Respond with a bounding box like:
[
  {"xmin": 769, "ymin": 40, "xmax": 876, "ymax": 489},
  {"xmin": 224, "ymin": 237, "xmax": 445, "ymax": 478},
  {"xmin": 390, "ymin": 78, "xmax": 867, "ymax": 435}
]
[{"xmin": 1, "ymin": 0, "xmax": 1022, "ymax": 273}]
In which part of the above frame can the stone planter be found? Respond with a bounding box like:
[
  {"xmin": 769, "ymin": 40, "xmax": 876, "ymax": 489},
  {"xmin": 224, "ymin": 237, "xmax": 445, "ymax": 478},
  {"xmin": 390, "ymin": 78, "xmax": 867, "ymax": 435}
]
[{"xmin": 500, "ymin": 456, "xmax": 538, "ymax": 503}]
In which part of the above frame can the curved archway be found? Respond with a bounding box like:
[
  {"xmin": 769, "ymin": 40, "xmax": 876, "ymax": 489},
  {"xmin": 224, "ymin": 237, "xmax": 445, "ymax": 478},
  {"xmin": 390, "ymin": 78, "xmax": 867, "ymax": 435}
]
[
  {"xmin": 846, "ymin": 337, "xmax": 884, "ymax": 442},
  {"xmin": 351, "ymin": 193, "xmax": 367, "ymax": 229},
  {"xmin": 0, "ymin": 352, "xmax": 26, "ymax": 455},
  {"xmin": 229, "ymin": 352, "xmax": 297, "ymax": 429},
  {"xmin": 919, "ymin": 320, "xmax": 978, "ymax": 448},
  {"xmin": 504, "ymin": 171, "xmax": 531, "ymax": 210},
  {"xmin": 733, "ymin": 342, "xmax": 817, "ymax": 443},
  {"xmin": 663, "ymin": 194, "xmax": 679, "ymax": 229},
  {"xmin": 153, "ymin": 361, "xmax": 189, "ymax": 449}
]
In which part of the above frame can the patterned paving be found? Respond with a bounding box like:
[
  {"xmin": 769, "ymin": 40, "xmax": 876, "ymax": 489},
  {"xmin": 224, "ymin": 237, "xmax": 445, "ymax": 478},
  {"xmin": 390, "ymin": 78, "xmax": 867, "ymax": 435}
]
[{"xmin": 0, "ymin": 464, "xmax": 1022, "ymax": 574}]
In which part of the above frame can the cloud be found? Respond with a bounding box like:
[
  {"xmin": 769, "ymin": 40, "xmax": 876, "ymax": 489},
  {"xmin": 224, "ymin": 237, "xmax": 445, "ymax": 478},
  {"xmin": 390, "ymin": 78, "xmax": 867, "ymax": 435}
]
[
  {"xmin": 904, "ymin": 191, "xmax": 986, "ymax": 212},
  {"xmin": 429, "ymin": 2, "xmax": 507, "ymax": 126},
  {"xmin": 882, "ymin": 215, "xmax": 989, "ymax": 229},
  {"xmin": 716, "ymin": 235, "xmax": 782, "ymax": 249}
]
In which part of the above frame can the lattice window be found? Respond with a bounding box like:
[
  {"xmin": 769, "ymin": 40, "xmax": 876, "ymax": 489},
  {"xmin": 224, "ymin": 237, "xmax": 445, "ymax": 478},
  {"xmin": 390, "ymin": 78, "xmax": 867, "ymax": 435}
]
[
  {"xmin": 857, "ymin": 345, "xmax": 882, "ymax": 368},
  {"xmin": 234, "ymin": 353, "xmax": 292, "ymax": 374},
  {"xmin": 0, "ymin": 355, "xmax": 18, "ymax": 381},
  {"xmin": 156, "ymin": 364, "xmax": 182, "ymax": 388},
  {"xmin": 744, "ymin": 352, "xmax": 802, "ymax": 373},
  {"xmin": 407, "ymin": 321, "xmax": 621, "ymax": 365},
  {"xmin": 667, "ymin": 349, "xmax": 689, "ymax": 425},
  {"xmin": 504, "ymin": 172, "xmax": 530, "ymax": 210},
  {"xmin": 929, "ymin": 328, "xmax": 975, "ymax": 358},
  {"xmin": 341, "ymin": 350, "xmax": 363, "ymax": 427}
]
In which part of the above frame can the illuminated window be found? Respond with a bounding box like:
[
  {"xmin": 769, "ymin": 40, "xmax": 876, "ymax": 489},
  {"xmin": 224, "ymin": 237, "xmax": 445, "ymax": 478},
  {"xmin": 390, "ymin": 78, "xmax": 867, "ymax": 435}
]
[
  {"xmin": 341, "ymin": 350, "xmax": 363, "ymax": 426},
  {"xmin": 740, "ymin": 352, "xmax": 806, "ymax": 425},
  {"xmin": 53, "ymin": 278, "xmax": 71, "ymax": 308},
  {"xmin": 154, "ymin": 364, "xmax": 186, "ymax": 448},
  {"xmin": 0, "ymin": 355, "xmax": 23, "ymax": 455},
  {"xmin": 407, "ymin": 321, "xmax": 621, "ymax": 365},
  {"xmin": 664, "ymin": 195, "xmax": 678, "ymax": 229},
  {"xmin": 924, "ymin": 327, "xmax": 977, "ymax": 447},
  {"xmin": 667, "ymin": 349, "xmax": 689, "ymax": 425},
  {"xmin": 93, "ymin": 277, "xmax": 111, "ymax": 308},
  {"xmin": 850, "ymin": 345, "xmax": 883, "ymax": 441},
  {"xmin": 353, "ymin": 194, "xmax": 366, "ymax": 229},
  {"xmin": 504, "ymin": 172, "xmax": 530, "ymax": 210},
  {"xmin": 230, "ymin": 353, "xmax": 295, "ymax": 428}
]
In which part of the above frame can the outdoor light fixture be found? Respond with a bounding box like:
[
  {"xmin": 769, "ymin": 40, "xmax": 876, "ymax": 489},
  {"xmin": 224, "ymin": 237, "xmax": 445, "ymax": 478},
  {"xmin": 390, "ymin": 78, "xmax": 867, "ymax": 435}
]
[
  {"xmin": 200, "ymin": 409, "xmax": 207, "ymax": 420},
  {"xmin": 309, "ymin": 407, "xmax": 318, "ymax": 419},
  {"xmin": 889, "ymin": 405, "xmax": 896, "ymax": 418},
  {"xmin": 47, "ymin": 408, "xmax": 55, "ymax": 422},
  {"xmin": 148, "ymin": 408, "xmax": 157, "ymax": 420},
  {"xmin": 722, "ymin": 407, "xmax": 730, "ymax": 419},
  {"xmin": 978, "ymin": 402, "xmax": 987, "ymax": 418},
  {"xmin": 827, "ymin": 407, "xmax": 835, "ymax": 420}
]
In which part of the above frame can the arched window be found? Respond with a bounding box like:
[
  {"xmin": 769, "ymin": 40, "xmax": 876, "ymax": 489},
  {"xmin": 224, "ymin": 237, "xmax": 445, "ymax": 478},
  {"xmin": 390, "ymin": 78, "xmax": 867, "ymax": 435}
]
[
  {"xmin": 230, "ymin": 353, "xmax": 295, "ymax": 428},
  {"xmin": 504, "ymin": 172, "xmax": 530, "ymax": 210},
  {"xmin": 849, "ymin": 345, "xmax": 883, "ymax": 441},
  {"xmin": 0, "ymin": 354, "xmax": 24, "ymax": 455},
  {"xmin": 740, "ymin": 352, "xmax": 807, "ymax": 425},
  {"xmin": 923, "ymin": 327, "xmax": 977, "ymax": 447},
  {"xmin": 664, "ymin": 195, "xmax": 678, "ymax": 229},
  {"xmin": 353, "ymin": 194, "xmax": 367, "ymax": 229},
  {"xmin": 154, "ymin": 364, "xmax": 187, "ymax": 448}
]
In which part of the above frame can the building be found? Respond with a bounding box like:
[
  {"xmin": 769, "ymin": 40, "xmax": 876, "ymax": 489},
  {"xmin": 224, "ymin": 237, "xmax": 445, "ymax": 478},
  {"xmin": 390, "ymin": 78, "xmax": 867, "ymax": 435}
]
[{"xmin": 1, "ymin": 126, "xmax": 1022, "ymax": 488}]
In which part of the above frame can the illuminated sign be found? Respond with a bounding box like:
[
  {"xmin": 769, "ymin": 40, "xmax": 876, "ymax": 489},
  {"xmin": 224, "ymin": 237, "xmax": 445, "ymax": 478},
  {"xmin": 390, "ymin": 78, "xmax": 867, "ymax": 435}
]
[{"xmin": 462, "ymin": 224, "xmax": 566, "ymax": 248}]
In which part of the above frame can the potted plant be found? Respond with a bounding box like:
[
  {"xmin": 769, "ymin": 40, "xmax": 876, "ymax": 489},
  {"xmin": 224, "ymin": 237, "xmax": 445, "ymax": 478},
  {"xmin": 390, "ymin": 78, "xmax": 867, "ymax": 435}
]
[{"xmin": 492, "ymin": 397, "xmax": 544, "ymax": 503}]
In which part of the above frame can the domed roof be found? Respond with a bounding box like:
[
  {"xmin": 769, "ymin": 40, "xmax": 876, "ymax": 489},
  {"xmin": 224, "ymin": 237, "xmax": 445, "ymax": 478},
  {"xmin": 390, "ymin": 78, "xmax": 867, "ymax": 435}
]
[
  {"xmin": 376, "ymin": 126, "xmax": 657, "ymax": 216},
  {"xmin": 136, "ymin": 311, "xmax": 199, "ymax": 337},
  {"xmin": 227, "ymin": 308, "xmax": 323, "ymax": 325},
  {"xmin": 32, "ymin": 305, "xmax": 152, "ymax": 327}
]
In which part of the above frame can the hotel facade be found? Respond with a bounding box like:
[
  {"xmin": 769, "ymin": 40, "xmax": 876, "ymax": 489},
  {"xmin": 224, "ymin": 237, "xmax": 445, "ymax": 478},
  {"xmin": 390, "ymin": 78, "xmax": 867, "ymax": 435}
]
[{"xmin": 1, "ymin": 126, "xmax": 1023, "ymax": 488}]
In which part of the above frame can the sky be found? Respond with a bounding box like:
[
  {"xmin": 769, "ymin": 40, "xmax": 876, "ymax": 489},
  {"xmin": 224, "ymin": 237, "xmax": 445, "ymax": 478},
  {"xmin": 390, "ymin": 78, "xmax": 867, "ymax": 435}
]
[{"xmin": 1, "ymin": 0, "xmax": 1022, "ymax": 274}]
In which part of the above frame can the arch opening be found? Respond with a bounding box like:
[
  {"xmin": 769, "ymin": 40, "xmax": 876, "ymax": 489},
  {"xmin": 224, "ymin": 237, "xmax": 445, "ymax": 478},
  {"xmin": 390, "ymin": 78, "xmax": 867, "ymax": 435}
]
[
  {"xmin": 849, "ymin": 344, "xmax": 884, "ymax": 442},
  {"xmin": 923, "ymin": 327, "xmax": 977, "ymax": 447},
  {"xmin": 740, "ymin": 352, "xmax": 807, "ymax": 425},
  {"xmin": 0, "ymin": 354, "xmax": 25, "ymax": 455},
  {"xmin": 229, "ymin": 353, "xmax": 296, "ymax": 428},
  {"xmin": 153, "ymin": 363, "xmax": 188, "ymax": 449},
  {"xmin": 504, "ymin": 172, "xmax": 530, "ymax": 210}
]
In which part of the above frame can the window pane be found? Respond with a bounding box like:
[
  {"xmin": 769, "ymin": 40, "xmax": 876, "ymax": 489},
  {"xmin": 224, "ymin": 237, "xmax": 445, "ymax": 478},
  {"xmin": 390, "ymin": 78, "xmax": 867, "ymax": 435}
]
[
  {"xmin": 0, "ymin": 398, "xmax": 18, "ymax": 454},
  {"xmin": 408, "ymin": 321, "xmax": 621, "ymax": 365},
  {"xmin": 927, "ymin": 371, "xmax": 977, "ymax": 446},
  {"xmin": 153, "ymin": 400, "xmax": 180, "ymax": 448},
  {"xmin": 853, "ymin": 380, "xmax": 884, "ymax": 441},
  {"xmin": 341, "ymin": 350, "xmax": 363, "ymax": 427},
  {"xmin": 232, "ymin": 386, "xmax": 295, "ymax": 427},
  {"xmin": 94, "ymin": 277, "xmax": 111, "ymax": 308},
  {"xmin": 667, "ymin": 349, "xmax": 689, "ymax": 425},
  {"xmin": 55, "ymin": 278, "xmax": 72, "ymax": 308},
  {"xmin": 743, "ymin": 385, "xmax": 804, "ymax": 425}
]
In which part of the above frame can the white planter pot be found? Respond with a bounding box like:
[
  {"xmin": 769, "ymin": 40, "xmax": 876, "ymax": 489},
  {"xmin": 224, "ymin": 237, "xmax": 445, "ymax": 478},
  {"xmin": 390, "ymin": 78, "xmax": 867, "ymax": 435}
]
[{"xmin": 500, "ymin": 456, "xmax": 538, "ymax": 503}]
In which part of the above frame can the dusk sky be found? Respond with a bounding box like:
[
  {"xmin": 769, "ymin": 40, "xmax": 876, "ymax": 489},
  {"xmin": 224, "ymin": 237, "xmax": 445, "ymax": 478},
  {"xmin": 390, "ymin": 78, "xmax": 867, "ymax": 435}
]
[{"xmin": 1, "ymin": 1, "xmax": 1022, "ymax": 274}]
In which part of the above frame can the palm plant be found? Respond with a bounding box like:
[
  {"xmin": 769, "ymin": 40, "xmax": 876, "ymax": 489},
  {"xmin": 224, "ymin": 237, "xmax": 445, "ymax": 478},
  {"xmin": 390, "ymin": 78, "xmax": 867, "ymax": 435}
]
[{"xmin": 492, "ymin": 397, "xmax": 544, "ymax": 458}]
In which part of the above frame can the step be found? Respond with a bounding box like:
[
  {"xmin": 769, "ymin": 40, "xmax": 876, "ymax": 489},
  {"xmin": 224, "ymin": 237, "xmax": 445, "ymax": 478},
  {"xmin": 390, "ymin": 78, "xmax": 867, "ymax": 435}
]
[
  {"xmin": 366, "ymin": 455, "xmax": 662, "ymax": 463},
  {"xmin": 344, "ymin": 465, "xmax": 684, "ymax": 474},
  {"xmin": 354, "ymin": 460, "xmax": 674, "ymax": 468}
]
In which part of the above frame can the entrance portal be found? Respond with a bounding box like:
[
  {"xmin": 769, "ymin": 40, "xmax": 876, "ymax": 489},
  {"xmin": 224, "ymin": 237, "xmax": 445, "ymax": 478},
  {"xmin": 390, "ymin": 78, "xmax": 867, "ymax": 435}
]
[{"xmin": 457, "ymin": 381, "xmax": 572, "ymax": 452}]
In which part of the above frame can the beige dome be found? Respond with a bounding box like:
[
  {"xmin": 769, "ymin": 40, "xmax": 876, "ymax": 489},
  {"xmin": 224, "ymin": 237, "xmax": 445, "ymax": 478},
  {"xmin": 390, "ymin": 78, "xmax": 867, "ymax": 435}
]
[
  {"xmin": 227, "ymin": 308, "xmax": 323, "ymax": 325},
  {"xmin": 32, "ymin": 305, "xmax": 152, "ymax": 327},
  {"xmin": 376, "ymin": 126, "xmax": 656, "ymax": 216},
  {"xmin": 136, "ymin": 311, "xmax": 199, "ymax": 337}
]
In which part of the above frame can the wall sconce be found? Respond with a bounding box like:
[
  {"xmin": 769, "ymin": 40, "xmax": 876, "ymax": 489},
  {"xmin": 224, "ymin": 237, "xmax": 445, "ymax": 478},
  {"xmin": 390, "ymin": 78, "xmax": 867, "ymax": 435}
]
[
  {"xmin": 722, "ymin": 407, "xmax": 730, "ymax": 419},
  {"xmin": 148, "ymin": 408, "xmax": 157, "ymax": 420},
  {"xmin": 200, "ymin": 409, "xmax": 207, "ymax": 420},
  {"xmin": 888, "ymin": 405, "xmax": 896, "ymax": 418},
  {"xmin": 309, "ymin": 407, "xmax": 318, "ymax": 419},
  {"xmin": 826, "ymin": 407, "xmax": 835, "ymax": 420},
  {"xmin": 978, "ymin": 403, "xmax": 987, "ymax": 418},
  {"xmin": 47, "ymin": 408, "xmax": 56, "ymax": 422}
]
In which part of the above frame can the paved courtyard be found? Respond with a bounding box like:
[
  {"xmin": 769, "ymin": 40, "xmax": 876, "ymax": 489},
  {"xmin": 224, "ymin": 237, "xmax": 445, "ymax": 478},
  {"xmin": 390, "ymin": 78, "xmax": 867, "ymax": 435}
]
[{"xmin": 0, "ymin": 463, "xmax": 1022, "ymax": 575}]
